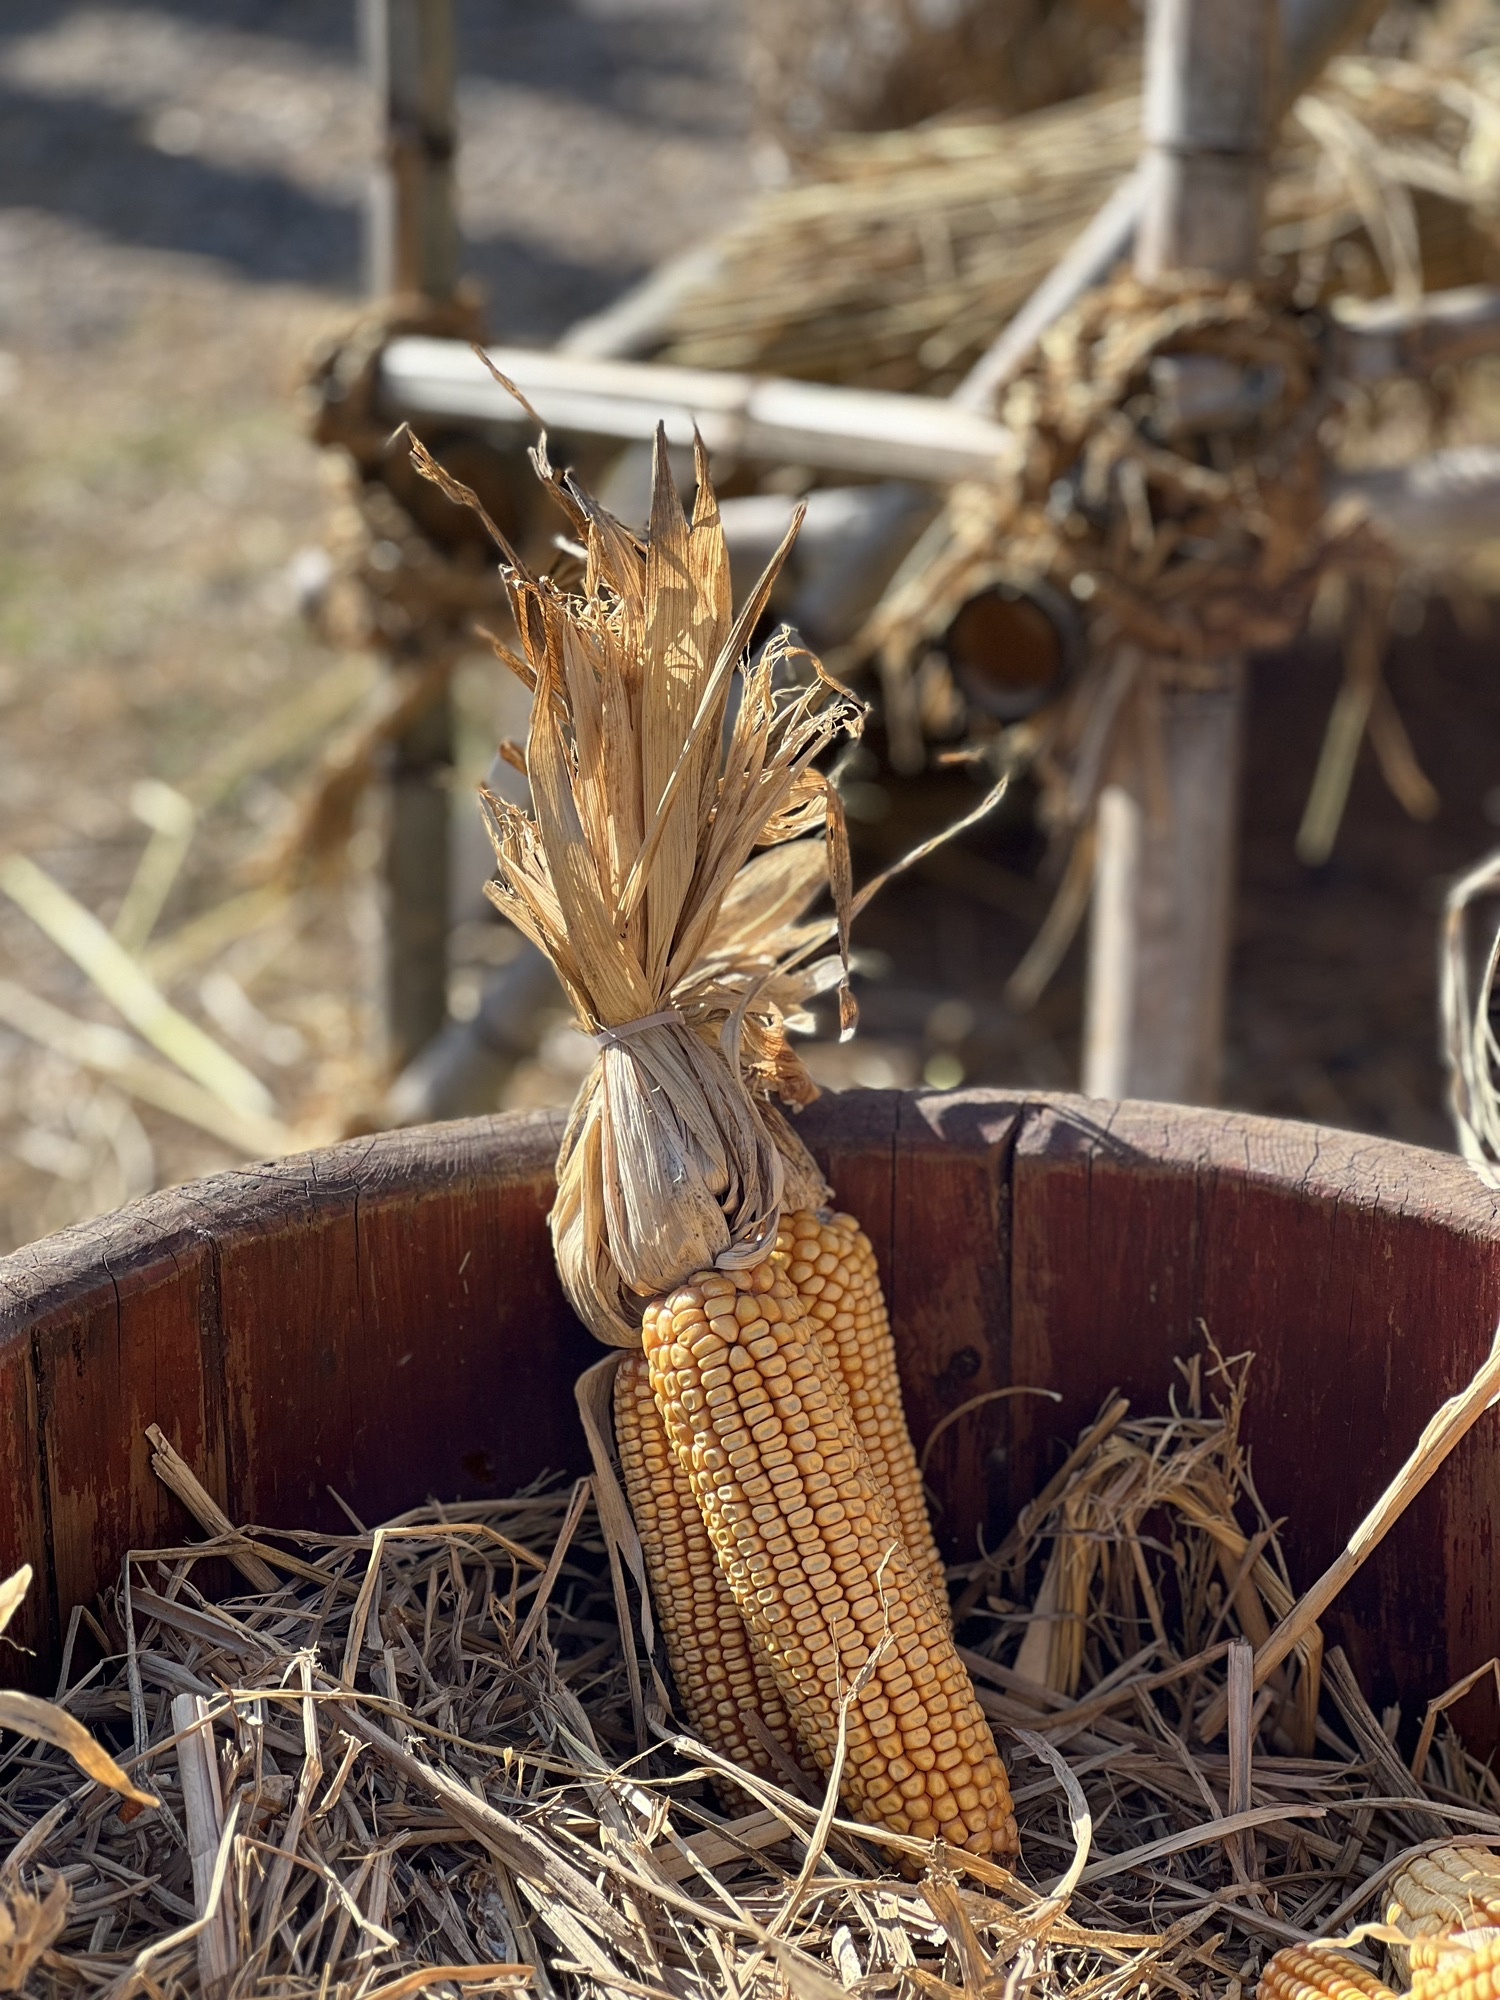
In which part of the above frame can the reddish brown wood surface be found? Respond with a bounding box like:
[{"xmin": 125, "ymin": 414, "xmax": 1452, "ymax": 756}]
[
  {"xmin": 1, "ymin": 1108, "xmax": 594, "ymax": 1685},
  {"xmin": 5, "ymin": 1089, "xmax": 1500, "ymax": 1743},
  {"xmin": 1008, "ymin": 1100, "xmax": 1500, "ymax": 1737}
]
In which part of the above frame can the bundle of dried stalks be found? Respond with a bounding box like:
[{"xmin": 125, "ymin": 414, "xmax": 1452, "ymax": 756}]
[
  {"xmin": 857, "ymin": 264, "xmax": 1415, "ymax": 861},
  {"xmin": 746, "ymin": 0, "xmax": 1137, "ymax": 164},
  {"xmin": 417, "ymin": 416, "xmax": 868, "ymax": 1346},
  {"xmin": 7, "ymin": 1355, "xmax": 1500, "ymax": 2000},
  {"xmin": 667, "ymin": 42, "xmax": 1500, "ymax": 395}
]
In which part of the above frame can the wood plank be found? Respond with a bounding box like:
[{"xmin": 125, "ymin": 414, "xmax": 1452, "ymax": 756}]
[
  {"xmin": 205, "ymin": 1109, "xmax": 593, "ymax": 1535},
  {"xmin": 6, "ymin": 1195, "xmax": 224, "ymax": 1674},
  {"xmin": 890, "ymin": 1093, "xmax": 1021, "ymax": 1562},
  {"xmin": 1010, "ymin": 1095, "xmax": 1500, "ymax": 1733},
  {"xmin": 0, "ymin": 1325, "xmax": 50, "ymax": 1690},
  {"xmin": 794, "ymin": 1086, "xmax": 901, "ymax": 1275},
  {"xmin": 345, "ymin": 1116, "xmax": 596, "ymax": 1522}
]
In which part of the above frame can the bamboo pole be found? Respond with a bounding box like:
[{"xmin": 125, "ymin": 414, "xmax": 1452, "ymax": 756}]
[
  {"xmin": 378, "ymin": 341, "xmax": 1023, "ymax": 487},
  {"xmin": 955, "ymin": 0, "xmax": 1383, "ymax": 410},
  {"xmin": 364, "ymin": 0, "xmax": 459, "ymax": 302},
  {"xmin": 363, "ymin": 0, "xmax": 459, "ymax": 1069},
  {"xmin": 1080, "ymin": 0, "xmax": 1274, "ymax": 1106}
]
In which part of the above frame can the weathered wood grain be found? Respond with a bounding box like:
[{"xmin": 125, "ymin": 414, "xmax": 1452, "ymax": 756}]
[
  {"xmin": 1, "ymin": 1194, "xmax": 225, "ymax": 1689},
  {"xmin": 5, "ymin": 1088, "xmax": 1500, "ymax": 1746},
  {"xmin": 1010, "ymin": 1096, "xmax": 1500, "ymax": 1729}
]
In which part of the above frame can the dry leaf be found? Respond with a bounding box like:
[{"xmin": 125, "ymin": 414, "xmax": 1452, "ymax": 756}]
[
  {"xmin": 0, "ymin": 1570, "xmax": 30, "ymax": 1642},
  {"xmin": 0, "ymin": 1875, "xmax": 68, "ymax": 1992}
]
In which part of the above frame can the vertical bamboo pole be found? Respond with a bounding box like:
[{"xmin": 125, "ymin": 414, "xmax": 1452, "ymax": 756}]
[
  {"xmin": 1081, "ymin": 0, "xmax": 1276, "ymax": 1105},
  {"xmin": 364, "ymin": 0, "xmax": 459, "ymax": 1067}
]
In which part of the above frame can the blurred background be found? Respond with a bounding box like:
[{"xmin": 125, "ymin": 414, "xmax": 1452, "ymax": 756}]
[{"xmin": 3, "ymin": 0, "xmax": 1500, "ymax": 1254}]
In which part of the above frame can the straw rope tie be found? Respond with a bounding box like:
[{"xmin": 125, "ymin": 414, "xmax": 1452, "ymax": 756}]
[{"xmin": 590, "ymin": 1008, "xmax": 685, "ymax": 1050}]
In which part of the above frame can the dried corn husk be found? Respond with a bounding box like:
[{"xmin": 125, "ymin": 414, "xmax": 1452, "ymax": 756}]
[{"xmin": 459, "ymin": 429, "xmax": 863, "ymax": 1344}]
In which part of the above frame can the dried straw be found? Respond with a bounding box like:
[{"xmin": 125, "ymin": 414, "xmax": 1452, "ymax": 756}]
[
  {"xmin": 1442, "ymin": 849, "xmax": 1500, "ymax": 1187},
  {"xmin": 666, "ymin": 41, "xmax": 1500, "ymax": 396},
  {"xmin": 6, "ymin": 1348, "xmax": 1500, "ymax": 2000},
  {"xmin": 745, "ymin": 0, "xmax": 1137, "ymax": 159}
]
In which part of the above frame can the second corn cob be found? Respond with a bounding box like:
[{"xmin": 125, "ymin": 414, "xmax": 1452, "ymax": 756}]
[
  {"xmin": 1256, "ymin": 1945, "xmax": 1398, "ymax": 2000},
  {"xmin": 1387, "ymin": 1845, "xmax": 1500, "ymax": 1954},
  {"xmin": 614, "ymin": 1350, "xmax": 807, "ymax": 1781},
  {"xmin": 1408, "ymin": 1932, "xmax": 1500, "ymax": 2000}
]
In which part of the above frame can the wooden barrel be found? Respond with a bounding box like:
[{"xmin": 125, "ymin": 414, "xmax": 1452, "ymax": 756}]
[{"xmin": 3, "ymin": 1089, "xmax": 1499, "ymax": 1744}]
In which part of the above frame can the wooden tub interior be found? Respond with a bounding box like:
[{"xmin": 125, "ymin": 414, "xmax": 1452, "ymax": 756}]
[{"xmin": 3, "ymin": 1088, "xmax": 1500, "ymax": 1748}]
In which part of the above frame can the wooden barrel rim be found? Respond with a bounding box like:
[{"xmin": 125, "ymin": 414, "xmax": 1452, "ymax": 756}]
[{"xmin": 3, "ymin": 1088, "xmax": 1500, "ymax": 1736}]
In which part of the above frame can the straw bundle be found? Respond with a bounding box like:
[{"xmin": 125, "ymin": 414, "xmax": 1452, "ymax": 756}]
[
  {"xmin": 666, "ymin": 44, "xmax": 1500, "ymax": 395},
  {"xmin": 747, "ymin": 0, "xmax": 1136, "ymax": 158},
  {"xmin": 7, "ymin": 1356, "xmax": 1500, "ymax": 2000},
  {"xmin": 855, "ymin": 262, "xmax": 1405, "ymax": 842},
  {"xmin": 461, "ymin": 427, "xmax": 860, "ymax": 1347}
]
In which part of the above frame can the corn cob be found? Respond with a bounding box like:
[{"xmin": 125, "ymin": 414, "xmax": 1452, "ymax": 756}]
[
  {"xmin": 1388, "ymin": 1845, "xmax": 1500, "ymax": 1952},
  {"xmin": 1255, "ymin": 1944, "xmax": 1398, "ymax": 2000},
  {"xmin": 614, "ymin": 1352, "xmax": 806, "ymax": 1780},
  {"xmin": 643, "ymin": 1256, "xmax": 1018, "ymax": 1856},
  {"xmin": 449, "ymin": 430, "xmax": 1015, "ymax": 1847},
  {"xmin": 1409, "ymin": 1931, "xmax": 1500, "ymax": 2000},
  {"xmin": 622, "ymin": 1202, "xmax": 950, "ymax": 1775},
  {"xmin": 777, "ymin": 1208, "xmax": 949, "ymax": 1618}
]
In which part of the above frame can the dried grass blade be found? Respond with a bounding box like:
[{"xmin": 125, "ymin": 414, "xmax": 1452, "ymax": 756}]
[
  {"xmin": 514, "ymin": 1479, "xmax": 591, "ymax": 1655},
  {"xmin": 1068, "ymin": 1804, "xmax": 1327, "ymax": 1890},
  {"xmin": 359, "ymin": 1963, "xmax": 534, "ymax": 2000},
  {"xmin": 331, "ymin": 1704, "xmax": 640, "ymax": 1956},
  {"xmin": 0, "ymin": 853, "xmax": 277, "ymax": 1120},
  {"xmin": 1011, "ymin": 1726, "xmax": 1092, "ymax": 1920},
  {"xmin": 145, "ymin": 1426, "xmax": 279, "ymax": 1593}
]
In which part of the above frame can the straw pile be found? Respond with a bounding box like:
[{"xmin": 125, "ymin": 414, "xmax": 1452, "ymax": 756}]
[
  {"xmin": 5, "ymin": 1350, "xmax": 1500, "ymax": 2000},
  {"xmin": 746, "ymin": 0, "xmax": 1137, "ymax": 159},
  {"xmin": 665, "ymin": 41, "xmax": 1500, "ymax": 395}
]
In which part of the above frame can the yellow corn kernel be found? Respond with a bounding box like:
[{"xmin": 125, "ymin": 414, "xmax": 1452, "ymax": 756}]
[
  {"xmin": 778, "ymin": 1209, "xmax": 949, "ymax": 1618},
  {"xmin": 1388, "ymin": 1845, "xmax": 1500, "ymax": 1944},
  {"xmin": 614, "ymin": 1351, "xmax": 804, "ymax": 1782},
  {"xmin": 1255, "ymin": 1944, "xmax": 1398, "ymax": 2000},
  {"xmin": 643, "ymin": 1258, "xmax": 1018, "ymax": 1858},
  {"xmin": 1409, "ymin": 1931, "xmax": 1500, "ymax": 2000}
]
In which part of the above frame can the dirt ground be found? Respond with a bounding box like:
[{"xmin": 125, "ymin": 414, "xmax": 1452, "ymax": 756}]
[
  {"xmin": 1, "ymin": 1, "xmax": 1497, "ymax": 1257},
  {"xmin": 0, "ymin": 0, "xmax": 754, "ymax": 1251}
]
